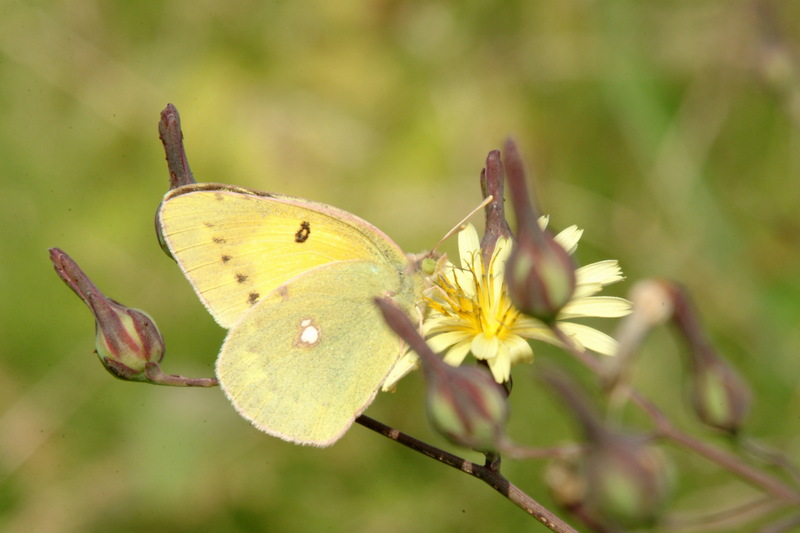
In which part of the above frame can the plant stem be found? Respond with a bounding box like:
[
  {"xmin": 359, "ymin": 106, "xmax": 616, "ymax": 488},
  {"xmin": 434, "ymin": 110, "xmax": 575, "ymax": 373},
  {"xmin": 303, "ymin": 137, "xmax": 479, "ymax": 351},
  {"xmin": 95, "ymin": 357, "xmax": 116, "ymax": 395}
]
[
  {"xmin": 144, "ymin": 362, "xmax": 219, "ymax": 387},
  {"xmin": 356, "ymin": 415, "xmax": 579, "ymax": 533}
]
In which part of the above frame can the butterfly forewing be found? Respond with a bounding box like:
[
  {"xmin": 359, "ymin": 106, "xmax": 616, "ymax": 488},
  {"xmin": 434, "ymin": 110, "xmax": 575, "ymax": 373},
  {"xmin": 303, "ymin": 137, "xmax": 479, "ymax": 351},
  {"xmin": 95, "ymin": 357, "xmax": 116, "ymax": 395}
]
[{"xmin": 158, "ymin": 184, "xmax": 408, "ymax": 328}]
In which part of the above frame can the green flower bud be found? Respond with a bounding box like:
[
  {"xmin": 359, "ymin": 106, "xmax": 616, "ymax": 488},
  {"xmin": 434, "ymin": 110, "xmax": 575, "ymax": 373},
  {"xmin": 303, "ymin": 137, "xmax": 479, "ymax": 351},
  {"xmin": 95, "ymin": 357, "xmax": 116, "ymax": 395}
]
[
  {"xmin": 545, "ymin": 455, "xmax": 586, "ymax": 511},
  {"xmin": 426, "ymin": 364, "xmax": 509, "ymax": 453},
  {"xmin": 90, "ymin": 294, "xmax": 165, "ymax": 381},
  {"xmin": 585, "ymin": 432, "xmax": 672, "ymax": 529},
  {"xmin": 374, "ymin": 296, "xmax": 509, "ymax": 453},
  {"xmin": 502, "ymin": 139, "xmax": 576, "ymax": 322},
  {"xmin": 690, "ymin": 354, "xmax": 750, "ymax": 434},
  {"xmin": 541, "ymin": 365, "xmax": 671, "ymax": 528},
  {"xmin": 505, "ymin": 232, "xmax": 577, "ymax": 323},
  {"xmin": 50, "ymin": 248, "xmax": 165, "ymax": 382},
  {"xmin": 668, "ymin": 282, "xmax": 751, "ymax": 434}
]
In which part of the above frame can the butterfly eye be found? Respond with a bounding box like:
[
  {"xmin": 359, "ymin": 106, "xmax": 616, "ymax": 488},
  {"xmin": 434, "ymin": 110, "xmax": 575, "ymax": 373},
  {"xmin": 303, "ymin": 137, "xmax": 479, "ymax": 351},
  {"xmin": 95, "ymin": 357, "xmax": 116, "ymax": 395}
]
[{"xmin": 421, "ymin": 257, "xmax": 437, "ymax": 276}]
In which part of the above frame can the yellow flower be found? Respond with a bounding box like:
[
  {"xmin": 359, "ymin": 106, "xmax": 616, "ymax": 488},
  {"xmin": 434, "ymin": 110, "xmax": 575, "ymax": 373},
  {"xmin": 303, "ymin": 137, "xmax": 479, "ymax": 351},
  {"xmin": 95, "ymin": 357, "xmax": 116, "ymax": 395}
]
[{"xmin": 383, "ymin": 222, "xmax": 630, "ymax": 388}]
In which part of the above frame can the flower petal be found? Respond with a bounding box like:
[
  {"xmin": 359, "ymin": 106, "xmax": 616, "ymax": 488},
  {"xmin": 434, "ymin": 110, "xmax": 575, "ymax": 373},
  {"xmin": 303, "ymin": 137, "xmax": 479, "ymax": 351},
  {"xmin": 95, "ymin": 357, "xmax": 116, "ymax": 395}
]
[
  {"xmin": 442, "ymin": 340, "xmax": 472, "ymax": 366},
  {"xmin": 558, "ymin": 322, "xmax": 618, "ymax": 355},
  {"xmin": 471, "ymin": 333, "xmax": 500, "ymax": 360},
  {"xmin": 425, "ymin": 316, "xmax": 468, "ymax": 335},
  {"xmin": 554, "ymin": 225, "xmax": 583, "ymax": 254},
  {"xmin": 572, "ymin": 282, "xmax": 604, "ymax": 299},
  {"xmin": 510, "ymin": 316, "xmax": 551, "ymax": 337},
  {"xmin": 429, "ymin": 330, "xmax": 473, "ymax": 352},
  {"xmin": 489, "ymin": 237, "xmax": 512, "ymax": 281},
  {"xmin": 537, "ymin": 215, "xmax": 550, "ymax": 230},
  {"xmin": 576, "ymin": 260, "xmax": 625, "ymax": 287},
  {"xmin": 488, "ymin": 347, "xmax": 512, "ymax": 382},
  {"xmin": 449, "ymin": 266, "xmax": 477, "ymax": 298},
  {"xmin": 458, "ymin": 224, "xmax": 482, "ymax": 271},
  {"xmin": 382, "ymin": 352, "xmax": 419, "ymax": 391},
  {"xmin": 561, "ymin": 296, "xmax": 632, "ymax": 319},
  {"xmin": 506, "ymin": 335, "xmax": 534, "ymax": 364}
]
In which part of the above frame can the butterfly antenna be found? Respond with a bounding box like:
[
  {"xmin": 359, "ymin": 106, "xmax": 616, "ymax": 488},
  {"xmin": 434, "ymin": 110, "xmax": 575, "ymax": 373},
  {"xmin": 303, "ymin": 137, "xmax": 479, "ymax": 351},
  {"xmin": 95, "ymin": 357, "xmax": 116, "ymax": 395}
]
[{"xmin": 430, "ymin": 195, "xmax": 493, "ymax": 254}]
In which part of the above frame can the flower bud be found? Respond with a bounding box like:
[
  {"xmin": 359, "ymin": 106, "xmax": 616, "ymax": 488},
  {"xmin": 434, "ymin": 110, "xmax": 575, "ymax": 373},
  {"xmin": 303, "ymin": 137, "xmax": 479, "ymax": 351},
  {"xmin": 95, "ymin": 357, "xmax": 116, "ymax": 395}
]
[
  {"xmin": 689, "ymin": 353, "xmax": 750, "ymax": 434},
  {"xmin": 585, "ymin": 432, "xmax": 672, "ymax": 529},
  {"xmin": 505, "ymin": 232, "xmax": 577, "ymax": 323},
  {"xmin": 426, "ymin": 363, "xmax": 509, "ymax": 453},
  {"xmin": 502, "ymin": 139, "xmax": 576, "ymax": 322},
  {"xmin": 90, "ymin": 293, "xmax": 165, "ymax": 381},
  {"xmin": 50, "ymin": 248, "xmax": 165, "ymax": 382},
  {"xmin": 541, "ymin": 365, "xmax": 671, "ymax": 528},
  {"xmin": 375, "ymin": 296, "xmax": 509, "ymax": 453},
  {"xmin": 668, "ymin": 282, "xmax": 751, "ymax": 433},
  {"xmin": 545, "ymin": 455, "xmax": 586, "ymax": 511}
]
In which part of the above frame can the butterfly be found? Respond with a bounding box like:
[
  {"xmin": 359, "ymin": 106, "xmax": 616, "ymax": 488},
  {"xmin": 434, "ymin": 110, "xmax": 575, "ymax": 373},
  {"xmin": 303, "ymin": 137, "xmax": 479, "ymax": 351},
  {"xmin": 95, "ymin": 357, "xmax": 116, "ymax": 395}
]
[{"xmin": 156, "ymin": 183, "xmax": 435, "ymax": 446}]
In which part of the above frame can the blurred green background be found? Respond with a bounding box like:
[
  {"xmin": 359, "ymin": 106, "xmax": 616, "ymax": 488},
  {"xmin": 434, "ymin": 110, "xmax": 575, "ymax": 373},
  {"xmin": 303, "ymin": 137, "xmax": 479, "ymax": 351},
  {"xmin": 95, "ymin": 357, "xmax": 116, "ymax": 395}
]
[{"xmin": 2, "ymin": 1, "xmax": 799, "ymax": 532}]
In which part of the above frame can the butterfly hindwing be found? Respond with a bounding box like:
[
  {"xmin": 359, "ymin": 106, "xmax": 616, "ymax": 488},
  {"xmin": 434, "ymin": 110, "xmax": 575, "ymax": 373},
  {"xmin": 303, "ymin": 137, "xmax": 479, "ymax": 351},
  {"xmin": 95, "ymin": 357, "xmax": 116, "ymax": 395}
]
[{"xmin": 216, "ymin": 260, "xmax": 416, "ymax": 446}]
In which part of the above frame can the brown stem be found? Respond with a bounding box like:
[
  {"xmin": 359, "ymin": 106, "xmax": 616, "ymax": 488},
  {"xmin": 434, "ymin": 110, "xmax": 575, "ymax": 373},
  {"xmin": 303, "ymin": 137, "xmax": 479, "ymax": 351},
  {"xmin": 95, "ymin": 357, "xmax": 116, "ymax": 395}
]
[
  {"xmin": 664, "ymin": 496, "xmax": 784, "ymax": 531},
  {"xmin": 158, "ymin": 103, "xmax": 195, "ymax": 189},
  {"xmin": 144, "ymin": 362, "xmax": 219, "ymax": 387},
  {"xmin": 653, "ymin": 417, "xmax": 800, "ymax": 505},
  {"xmin": 355, "ymin": 415, "xmax": 580, "ymax": 533}
]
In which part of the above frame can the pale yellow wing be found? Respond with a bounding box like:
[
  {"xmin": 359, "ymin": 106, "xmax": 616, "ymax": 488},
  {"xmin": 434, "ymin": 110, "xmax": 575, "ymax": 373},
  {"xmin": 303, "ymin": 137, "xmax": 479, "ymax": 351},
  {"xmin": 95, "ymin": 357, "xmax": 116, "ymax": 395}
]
[
  {"xmin": 216, "ymin": 260, "xmax": 422, "ymax": 446},
  {"xmin": 157, "ymin": 183, "xmax": 408, "ymax": 328}
]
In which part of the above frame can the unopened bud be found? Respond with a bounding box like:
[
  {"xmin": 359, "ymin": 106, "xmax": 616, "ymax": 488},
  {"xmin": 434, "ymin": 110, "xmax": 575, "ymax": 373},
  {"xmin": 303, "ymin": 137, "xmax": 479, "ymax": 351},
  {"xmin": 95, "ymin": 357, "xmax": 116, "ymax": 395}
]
[
  {"xmin": 690, "ymin": 353, "xmax": 750, "ymax": 434},
  {"xmin": 541, "ymin": 365, "xmax": 671, "ymax": 528},
  {"xmin": 90, "ymin": 294, "xmax": 165, "ymax": 381},
  {"xmin": 668, "ymin": 282, "xmax": 751, "ymax": 433},
  {"xmin": 545, "ymin": 455, "xmax": 586, "ymax": 511},
  {"xmin": 585, "ymin": 432, "xmax": 672, "ymax": 529},
  {"xmin": 505, "ymin": 232, "xmax": 577, "ymax": 323},
  {"xmin": 50, "ymin": 248, "xmax": 165, "ymax": 382},
  {"xmin": 502, "ymin": 139, "xmax": 576, "ymax": 322},
  {"xmin": 426, "ymin": 364, "xmax": 509, "ymax": 453},
  {"xmin": 375, "ymin": 296, "xmax": 509, "ymax": 452}
]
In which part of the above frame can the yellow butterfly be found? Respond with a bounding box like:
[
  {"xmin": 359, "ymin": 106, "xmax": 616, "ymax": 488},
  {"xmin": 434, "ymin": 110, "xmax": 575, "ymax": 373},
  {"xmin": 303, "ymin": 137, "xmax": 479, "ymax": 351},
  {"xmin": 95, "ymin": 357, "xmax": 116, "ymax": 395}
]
[{"xmin": 157, "ymin": 183, "xmax": 433, "ymax": 446}]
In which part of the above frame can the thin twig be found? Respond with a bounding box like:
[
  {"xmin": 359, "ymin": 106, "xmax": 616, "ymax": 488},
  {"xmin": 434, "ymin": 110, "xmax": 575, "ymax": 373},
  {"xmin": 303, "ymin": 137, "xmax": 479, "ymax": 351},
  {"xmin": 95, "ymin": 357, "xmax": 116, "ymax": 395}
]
[
  {"xmin": 355, "ymin": 415, "xmax": 579, "ymax": 533},
  {"xmin": 739, "ymin": 436, "xmax": 800, "ymax": 487},
  {"xmin": 664, "ymin": 496, "xmax": 784, "ymax": 532},
  {"xmin": 144, "ymin": 363, "xmax": 219, "ymax": 387}
]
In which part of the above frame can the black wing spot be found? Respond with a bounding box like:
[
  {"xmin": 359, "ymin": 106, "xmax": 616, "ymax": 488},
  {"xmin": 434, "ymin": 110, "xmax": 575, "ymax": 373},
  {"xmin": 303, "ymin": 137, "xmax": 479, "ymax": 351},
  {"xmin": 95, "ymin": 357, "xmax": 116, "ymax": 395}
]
[
  {"xmin": 295, "ymin": 220, "xmax": 311, "ymax": 243},
  {"xmin": 248, "ymin": 292, "xmax": 260, "ymax": 305},
  {"xmin": 212, "ymin": 236, "xmax": 226, "ymax": 244},
  {"xmin": 235, "ymin": 273, "xmax": 248, "ymax": 284},
  {"xmin": 221, "ymin": 254, "xmax": 232, "ymax": 263}
]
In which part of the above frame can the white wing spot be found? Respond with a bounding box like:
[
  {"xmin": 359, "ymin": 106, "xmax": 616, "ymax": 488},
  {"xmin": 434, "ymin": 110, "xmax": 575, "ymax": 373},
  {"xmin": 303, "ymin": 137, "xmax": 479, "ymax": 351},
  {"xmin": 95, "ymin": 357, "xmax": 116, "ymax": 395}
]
[{"xmin": 294, "ymin": 318, "xmax": 321, "ymax": 348}]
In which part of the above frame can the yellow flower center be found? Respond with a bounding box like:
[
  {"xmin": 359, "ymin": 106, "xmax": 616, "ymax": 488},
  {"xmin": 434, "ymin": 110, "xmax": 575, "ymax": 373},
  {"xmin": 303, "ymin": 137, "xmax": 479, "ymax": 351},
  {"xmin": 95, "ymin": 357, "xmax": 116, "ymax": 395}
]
[{"xmin": 427, "ymin": 248, "xmax": 521, "ymax": 342}]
